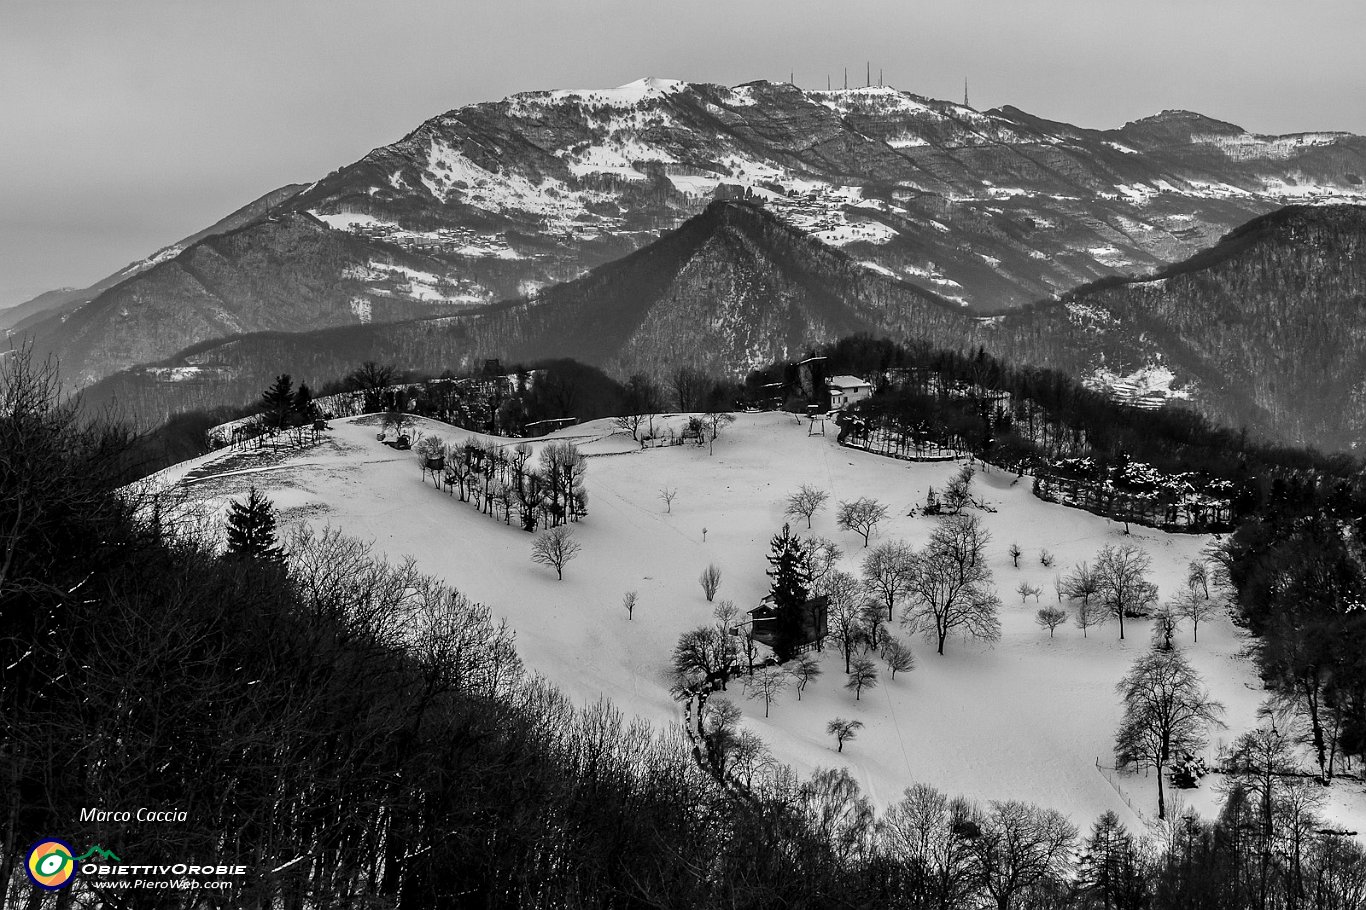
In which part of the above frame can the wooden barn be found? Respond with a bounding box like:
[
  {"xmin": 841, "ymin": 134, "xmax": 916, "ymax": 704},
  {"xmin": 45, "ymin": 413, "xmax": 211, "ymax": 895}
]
[{"xmin": 746, "ymin": 594, "xmax": 829, "ymax": 653}]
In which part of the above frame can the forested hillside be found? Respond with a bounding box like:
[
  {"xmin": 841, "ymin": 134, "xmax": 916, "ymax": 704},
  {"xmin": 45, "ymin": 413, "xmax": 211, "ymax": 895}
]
[
  {"xmin": 995, "ymin": 205, "xmax": 1366, "ymax": 450},
  {"xmin": 82, "ymin": 203, "xmax": 1366, "ymax": 455},
  {"xmin": 77, "ymin": 202, "xmax": 977, "ymax": 423}
]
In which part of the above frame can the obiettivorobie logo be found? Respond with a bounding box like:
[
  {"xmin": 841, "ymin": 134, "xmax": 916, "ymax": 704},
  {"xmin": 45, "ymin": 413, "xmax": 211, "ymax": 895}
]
[
  {"xmin": 25, "ymin": 838, "xmax": 245, "ymax": 892},
  {"xmin": 26, "ymin": 842, "xmax": 122, "ymax": 891}
]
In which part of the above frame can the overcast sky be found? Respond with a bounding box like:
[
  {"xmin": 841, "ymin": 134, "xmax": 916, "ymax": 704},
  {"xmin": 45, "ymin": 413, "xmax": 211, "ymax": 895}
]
[{"xmin": 3, "ymin": 0, "xmax": 1364, "ymax": 308}]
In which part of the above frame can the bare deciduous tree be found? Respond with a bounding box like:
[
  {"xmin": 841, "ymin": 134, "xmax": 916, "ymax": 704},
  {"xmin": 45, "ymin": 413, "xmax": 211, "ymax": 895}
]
[
  {"xmin": 729, "ymin": 728, "xmax": 776, "ymax": 788},
  {"xmin": 969, "ymin": 801, "xmax": 1078, "ymax": 910},
  {"xmin": 804, "ymin": 536, "xmax": 844, "ymax": 593},
  {"xmin": 1173, "ymin": 587, "xmax": 1220, "ymax": 642},
  {"xmin": 884, "ymin": 638, "xmax": 916, "ymax": 679},
  {"xmin": 837, "ymin": 497, "xmax": 889, "ymax": 547},
  {"xmin": 745, "ymin": 666, "xmax": 789, "ymax": 717},
  {"xmin": 615, "ymin": 373, "xmax": 663, "ymax": 441},
  {"xmin": 846, "ymin": 655, "xmax": 879, "ymax": 700},
  {"xmin": 1008, "ymin": 542, "xmax": 1023, "ymax": 567},
  {"xmin": 1063, "ymin": 561, "xmax": 1100, "ymax": 606},
  {"xmin": 699, "ymin": 563, "xmax": 722, "ymax": 601},
  {"xmin": 658, "ymin": 487, "xmax": 678, "ymax": 513},
  {"xmin": 1074, "ymin": 598, "xmax": 1103, "ymax": 638},
  {"xmin": 623, "ymin": 589, "xmax": 638, "ymax": 620},
  {"xmin": 1224, "ymin": 724, "xmax": 1327, "ymax": 850},
  {"xmin": 825, "ymin": 569, "xmax": 867, "ymax": 673},
  {"xmin": 1151, "ymin": 605, "xmax": 1179, "ymax": 651},
  {"xmin": 799, "ymin": 768, "xmax": 875, "ymax": 864},
  {"xmin": 943, "ymin": 463, "xmax": 975, "ymax": 515},
  {"xmin": 702, "ymin": 410, "xmax": 736, "ymax": 455},
  {"xmin": 1036, "ymin": 606, "xmax": 1068, "ymax": 638},
  {"xmin": 860, "ymin": 602, "xmax": 887, "ymax": 654},
  {"xmin": 786, "ymin": 484, "xmax": 830, "ymax": 529},
  {"xmin": 1187, "ymin": 560, "xmax": 1210, "ymax": 600},
  {"xmin": 789, "ymin": 653, "xmax": 823, "ymax": 699},
  {"xmin": 904, "ymin": 515, "xmax": 1001, "ymax": 656},
  {"xmin": 672, "ymin": 624, "xmax": 741, "ymax": 691},
  {"xmin": 880, "ymin": 785, "xmax": 979, "ymax": 909},
  {"xmin": 863, "ymin": 540, "xmax": 916, "ymax": 621},
  {"xmin": 827, "ymin": 717, "xmax": 865, "ymax": 752},
  {"xmin": 1096, "ymin": 544, "xmax": 1159, "ymax": 640},
  {"xmin": 670, "ymin": 366, "xmax": 710, "ymax": 413},
  {"xmin": 530, "ymin": 525, "xmax": 581, "ymax": 580},
  {"xmin": 1114, "ymin": 647, "xmax": 1225, "ymax": 819}
]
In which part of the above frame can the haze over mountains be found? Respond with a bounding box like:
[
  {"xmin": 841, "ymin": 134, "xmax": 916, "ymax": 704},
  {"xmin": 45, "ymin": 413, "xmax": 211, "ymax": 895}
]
[{"xmin": 11, "ymin": 77, "xmax": 1366, "ymax": 450}]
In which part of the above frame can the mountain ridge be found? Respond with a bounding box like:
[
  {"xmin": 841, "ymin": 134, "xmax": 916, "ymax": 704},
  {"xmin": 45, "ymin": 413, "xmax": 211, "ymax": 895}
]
[
  {"xmin": 79, "ymin": 200, "xmax": 1366, "ymax": 453},
  {"xmin": 20, "ymin": 78, "xmax": 1366, "ymax": 385}
]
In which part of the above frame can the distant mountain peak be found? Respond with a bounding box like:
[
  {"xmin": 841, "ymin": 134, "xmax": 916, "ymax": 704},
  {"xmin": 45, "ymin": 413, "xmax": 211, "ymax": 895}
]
[
  {"xmin": 1121, "ymin": 109, "xmax": 1247, "ymax": 136},
  {"xmin": 20, "ymin": 77, "xmax": 1366, "ymax": 394}
]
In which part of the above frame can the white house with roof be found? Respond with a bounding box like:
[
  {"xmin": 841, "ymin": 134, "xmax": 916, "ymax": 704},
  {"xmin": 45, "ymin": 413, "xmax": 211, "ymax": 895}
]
[{"xmin": 826, "ymin": 375, "xmax": 874, "ymax": 409}]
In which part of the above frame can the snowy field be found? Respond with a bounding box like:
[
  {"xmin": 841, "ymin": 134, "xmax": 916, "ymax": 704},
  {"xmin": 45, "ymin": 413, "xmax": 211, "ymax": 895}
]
[{"xmin": 159, "ymin": 413, "xmax": 1366, "ymax": 837}]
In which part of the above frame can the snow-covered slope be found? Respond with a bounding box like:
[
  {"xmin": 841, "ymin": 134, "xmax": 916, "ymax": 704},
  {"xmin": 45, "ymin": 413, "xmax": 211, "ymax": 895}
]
[{"xmin": 158, "ymin": 414, "xmax": 1366, "ymax": 835}]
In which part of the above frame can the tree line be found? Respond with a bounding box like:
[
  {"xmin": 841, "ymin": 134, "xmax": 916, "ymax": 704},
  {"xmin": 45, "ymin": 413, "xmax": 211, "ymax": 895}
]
[{"xmin": 754, "ymin": 334, "xmax": 1359, "ymax": 497}]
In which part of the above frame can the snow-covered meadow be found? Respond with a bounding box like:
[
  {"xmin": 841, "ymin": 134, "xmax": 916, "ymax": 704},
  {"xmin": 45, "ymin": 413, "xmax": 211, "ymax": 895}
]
[{"xmin": 160, "ymin": 413, "xmax": 1366, "ymax": 836}]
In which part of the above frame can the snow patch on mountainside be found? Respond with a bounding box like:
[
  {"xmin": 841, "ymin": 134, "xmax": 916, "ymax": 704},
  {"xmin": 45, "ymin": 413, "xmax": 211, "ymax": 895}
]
[
  {"xmin": 1066, "ymin": 302, "xmax": 1118, "ymax": 328},
  {"xmin": 810, "ymin": 85, "xmax": 936, "ymax": 117},
  {"xmin": 1194, "ymin": 131, "xmax": 1347, "ymax": 161},
  {"xmin": 860, "ymin": 260, "xmax": 898, "ymax": 278},
  {"xmin": 1086, "ymin": 362, "xmax": 1192, "ymax": 409}
]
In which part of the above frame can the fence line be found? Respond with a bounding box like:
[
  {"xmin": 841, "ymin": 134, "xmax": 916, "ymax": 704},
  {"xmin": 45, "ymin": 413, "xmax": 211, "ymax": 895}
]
[{"xmin": 1095, "ymin": 756, "xmax": 1150, "ymax": 827}]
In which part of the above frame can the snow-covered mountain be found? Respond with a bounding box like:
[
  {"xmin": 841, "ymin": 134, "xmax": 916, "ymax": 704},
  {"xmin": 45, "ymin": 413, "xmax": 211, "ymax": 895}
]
[
  {"xmin": 20, "ymin": 78, "xmax": 1366, "ymax": 385},
  {"xmin": 80, "ymin": 201, "xmax": 1366, "ymax": 452},
  {"xmin": 290, "ymin": 77, "xmax": 1366, "ymax": 310}
]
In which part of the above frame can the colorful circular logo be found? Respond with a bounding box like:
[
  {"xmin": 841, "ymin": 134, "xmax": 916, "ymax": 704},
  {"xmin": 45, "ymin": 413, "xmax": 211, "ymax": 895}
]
[{"xmin": 26, "ymin": 839, "xmax": 77, "ymax": 890}]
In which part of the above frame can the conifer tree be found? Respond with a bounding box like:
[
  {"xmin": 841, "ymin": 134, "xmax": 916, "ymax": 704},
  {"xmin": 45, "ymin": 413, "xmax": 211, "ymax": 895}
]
[
  {"xmin": 1076, "ymin": 811, "xmax": 1149, "ymax": 910},
  {"xmin": 224, "ymin": 487, "xmax": 285, "ymax": 563},
  {"xmin": 261, "ymin": 374, "xmax": 296, "ymax": 429},
  {"xmin": 292, "ymin": 383, "xmax": 315, "ymax": 421},
  {"xmin": 766, "ymin": 523, "xmax": 812, "ymax": 660}
]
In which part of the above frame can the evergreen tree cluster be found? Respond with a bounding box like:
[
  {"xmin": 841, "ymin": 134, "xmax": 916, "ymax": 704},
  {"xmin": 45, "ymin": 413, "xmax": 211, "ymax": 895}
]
[{"xmin": 258, "ymin": 373, "xmax": 316, "ymax": 430}]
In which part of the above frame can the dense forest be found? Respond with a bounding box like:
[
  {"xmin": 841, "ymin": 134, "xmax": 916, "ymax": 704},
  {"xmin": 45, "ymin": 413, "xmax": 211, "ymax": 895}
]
[
  {"xmin": 756, "ymin": 335, "xmax": 1358, "ymax": 491},
  {"xmin": 994, "ymin": 205, "xmax": 1366, "ymax": 451}
]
